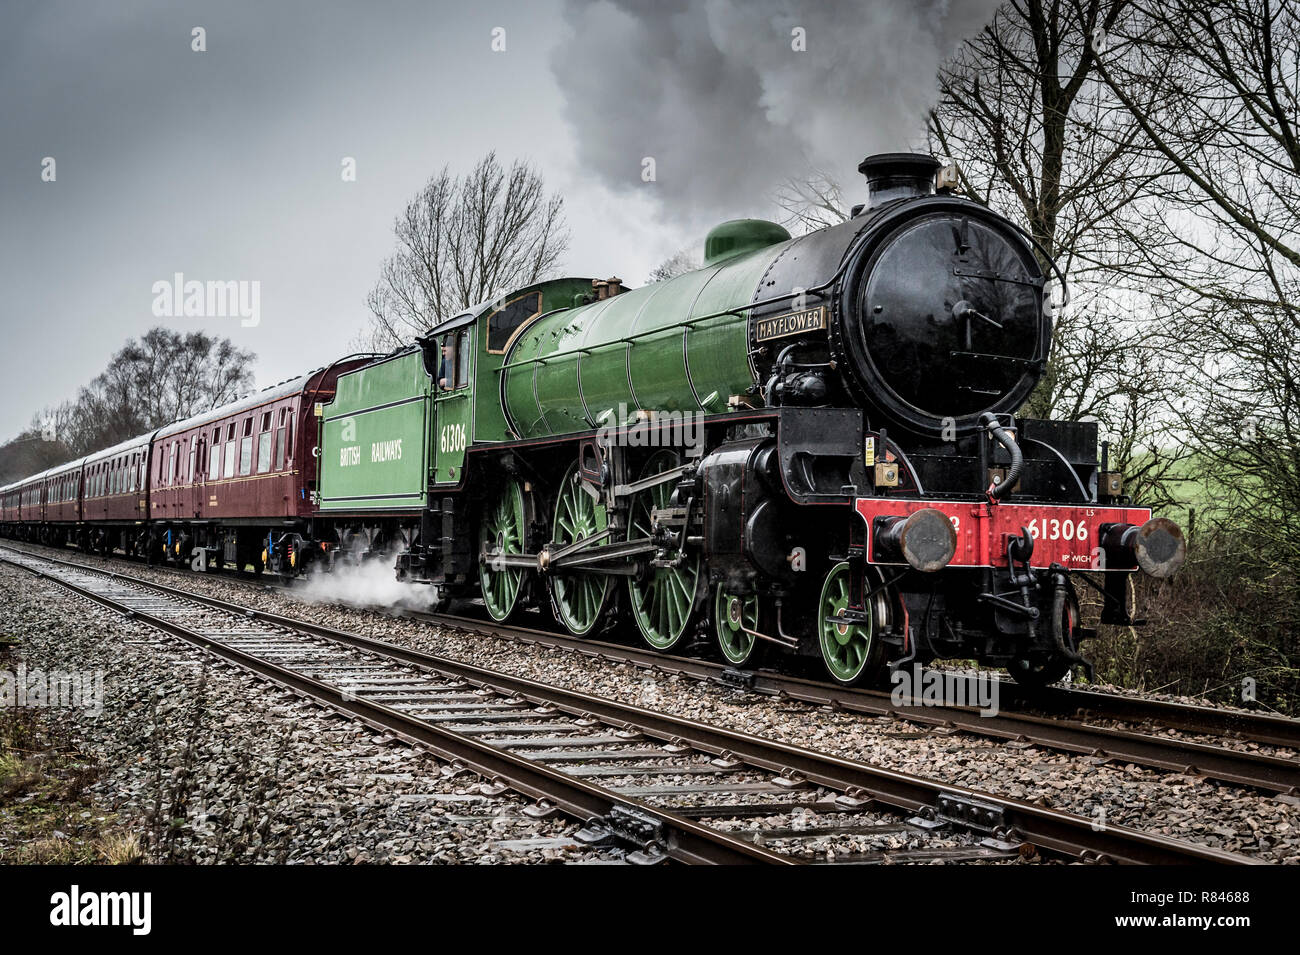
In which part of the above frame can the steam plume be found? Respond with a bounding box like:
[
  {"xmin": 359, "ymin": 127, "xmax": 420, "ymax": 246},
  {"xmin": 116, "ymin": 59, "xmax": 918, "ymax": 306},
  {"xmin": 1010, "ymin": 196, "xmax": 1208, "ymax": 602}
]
[{"xmin": 551, "ymin": 0, "xmax": 999, "ymax": 222}]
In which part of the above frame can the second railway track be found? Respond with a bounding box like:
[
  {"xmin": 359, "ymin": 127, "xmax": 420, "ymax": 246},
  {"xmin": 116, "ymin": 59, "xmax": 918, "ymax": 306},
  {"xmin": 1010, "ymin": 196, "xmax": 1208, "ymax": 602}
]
[
  {"xmin": 416, "ymin": 611, "xmax": 1300, "ymax": 794},
  {"xmin": 0, "ymin": 545, "xmax": 1265, "ymax": 865}
]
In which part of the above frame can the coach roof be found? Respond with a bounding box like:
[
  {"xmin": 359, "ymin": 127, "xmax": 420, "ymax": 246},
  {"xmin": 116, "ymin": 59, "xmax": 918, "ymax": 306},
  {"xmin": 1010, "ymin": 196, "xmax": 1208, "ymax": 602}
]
[{"xmin": 151, "ymin": 370, "xmax": 322, "ymax": 441}]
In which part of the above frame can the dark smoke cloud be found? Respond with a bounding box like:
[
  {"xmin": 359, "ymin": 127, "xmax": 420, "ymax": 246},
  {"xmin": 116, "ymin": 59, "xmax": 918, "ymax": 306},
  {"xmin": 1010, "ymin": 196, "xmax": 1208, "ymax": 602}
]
[{"xmin": 551, "ymin": 0, "xmax": 999, "ymax": 222}]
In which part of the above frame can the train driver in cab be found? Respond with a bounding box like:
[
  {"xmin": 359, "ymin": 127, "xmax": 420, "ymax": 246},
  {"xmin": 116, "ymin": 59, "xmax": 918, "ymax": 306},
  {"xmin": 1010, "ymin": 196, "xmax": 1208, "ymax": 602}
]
[{"xmin": 438, "ymin": 339, "xmax": 453, "ymax": 390}]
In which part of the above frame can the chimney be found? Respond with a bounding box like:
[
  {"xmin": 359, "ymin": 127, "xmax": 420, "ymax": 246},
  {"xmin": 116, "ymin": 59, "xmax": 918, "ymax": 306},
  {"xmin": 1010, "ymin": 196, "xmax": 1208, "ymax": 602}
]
[
  {"xmin": 593, "ymin": 277, "xmax": 624, "ymax": 300},
  {"xmin": 857, "ymin": 153, "xmax": 942, "ymax": 210}
]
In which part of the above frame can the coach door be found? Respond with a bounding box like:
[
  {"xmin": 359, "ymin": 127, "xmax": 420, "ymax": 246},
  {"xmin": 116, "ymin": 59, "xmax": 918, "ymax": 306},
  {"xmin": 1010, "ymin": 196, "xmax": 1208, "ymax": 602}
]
[
  {"xmin": 191, "ymin": 435, "xmax": 206, "ymax": 519},
  {"xmin": 432, "ymin": 328, "xmax": 472, "ymax": 487}
]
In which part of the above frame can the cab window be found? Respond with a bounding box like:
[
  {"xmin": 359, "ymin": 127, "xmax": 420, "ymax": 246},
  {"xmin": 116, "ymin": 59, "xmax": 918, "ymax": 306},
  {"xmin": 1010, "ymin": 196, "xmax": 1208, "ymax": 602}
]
[
  {"xmin": 456, "ymin": 330, "xmax": 472, "ymax": 388},
  {"xmin": 485, "ymin": 291, "xmax": 542, "ymax": 353},
  {"xmin": 437, "ymin": 335, "xmax": 455, "ymax": 391}
]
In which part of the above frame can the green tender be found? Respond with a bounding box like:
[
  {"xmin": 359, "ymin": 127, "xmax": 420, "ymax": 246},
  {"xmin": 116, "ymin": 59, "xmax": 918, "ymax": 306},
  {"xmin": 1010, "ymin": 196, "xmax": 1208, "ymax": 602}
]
[{"xmin": 317, "ymin": 350, "xmax": 432, "ymax": 511}]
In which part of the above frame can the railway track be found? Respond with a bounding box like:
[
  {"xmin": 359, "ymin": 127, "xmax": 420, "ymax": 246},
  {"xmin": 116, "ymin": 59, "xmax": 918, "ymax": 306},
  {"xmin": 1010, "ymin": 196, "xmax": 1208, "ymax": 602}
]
[
  {"xmin": 7, "ymin": 542, "xmax": 1300, "ymax": 793},
  {"xmin": 0, "ymin": 545, "xmax": 1263, "ymax": 864},
  {"xmin": 415, "ymin": 611, "xmax": 1300, "ymax": 794}
]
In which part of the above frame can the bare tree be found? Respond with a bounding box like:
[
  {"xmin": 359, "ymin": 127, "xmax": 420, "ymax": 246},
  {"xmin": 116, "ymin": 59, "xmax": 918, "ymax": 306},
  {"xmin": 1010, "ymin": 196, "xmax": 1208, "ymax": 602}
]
[
  {"xmin": 648, "ymin": 247, "xmax": 702, "ymax": 282},
  {"xmin": 47, "ymin": 328, "xmax": 254, "ymax": 457},
  {"xmin": 364, "ymin": 152, "xmax": 569, "ymax": 349},
  {"xmin": 1092, "ymin": 0, "xmax": 1300, "ymax": 549},
  {"xmin": 0, "ymin": 417, "xmax": 76, "ymax": 485},
  {"xmin": 772, "ymin": 166, "xmax": 850, "ymax": 233},
  {"xmin": 926, "ymin": 1, "xmax": 1190, "ymax": 508}
]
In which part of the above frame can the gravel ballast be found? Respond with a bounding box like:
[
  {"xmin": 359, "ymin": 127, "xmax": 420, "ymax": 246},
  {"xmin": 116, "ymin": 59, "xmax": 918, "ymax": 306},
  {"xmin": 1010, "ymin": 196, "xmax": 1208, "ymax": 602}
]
[
  {"xmin": 5, "ymin": 545, "xmax": 1298, "ymax": 863},
  {"xmin": 0, "ymin": 563, "xmax": 603, "ymax": 864}
]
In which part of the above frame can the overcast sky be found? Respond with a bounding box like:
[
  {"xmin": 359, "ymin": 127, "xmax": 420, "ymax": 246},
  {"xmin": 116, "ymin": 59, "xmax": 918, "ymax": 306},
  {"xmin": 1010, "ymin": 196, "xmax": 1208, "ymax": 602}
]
[{"xmin": 0, "ymin": 0, "xmax": 995, "ymax": 441}]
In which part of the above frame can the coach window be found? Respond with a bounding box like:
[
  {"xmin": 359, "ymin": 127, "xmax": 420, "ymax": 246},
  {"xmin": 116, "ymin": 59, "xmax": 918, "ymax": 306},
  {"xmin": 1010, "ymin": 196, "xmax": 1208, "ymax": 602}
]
[
  {"xmin": 224, "ymin": 423, "xmax": 237, "ymax": 478},
  {"xmin": 257, "ymin": 412, "xmax": 273, "ymax": 473},
  {"xmin": 285, "ymin": 411, "xmax": 295, "ymax": 465},
  {"xmin": 209, "ymin": 428, "xmax": 222, "ymax": 480},
  {"xmin": 239, "ymin": 418, "xmax": 254, "ymax": 476},
  {"xmin": 274, "ymin": 410, "xmax": 287, "ymax": 470}
]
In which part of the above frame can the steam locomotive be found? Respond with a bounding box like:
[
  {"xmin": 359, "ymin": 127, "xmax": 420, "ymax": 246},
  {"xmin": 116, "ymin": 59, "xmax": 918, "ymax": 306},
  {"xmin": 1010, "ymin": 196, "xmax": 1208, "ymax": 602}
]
[{"xmin": 1, "ymin": 153, "xmax": 1185, "ymax": 687}]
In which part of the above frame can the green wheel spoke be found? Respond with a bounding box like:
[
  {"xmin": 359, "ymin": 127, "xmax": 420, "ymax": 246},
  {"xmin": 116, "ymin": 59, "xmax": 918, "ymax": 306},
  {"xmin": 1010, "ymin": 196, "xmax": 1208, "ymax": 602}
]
[
  {"xmin": 627, "ymin": 450, "xmax": 698, "ymax": 651},
  {"xmin": 480, "ymin": 480, "xmax": 527, "ymax": 622},
  {"xmin": 818, "ymin": 561, "xmax": 884, "ymax": 685},
  {"xmin": 550, "ymin": 462, "xmax": 609, "ymax": 636},
  {"xmin": 715, "ymin": 586, "xmax": 758, "ymax": 666}
]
